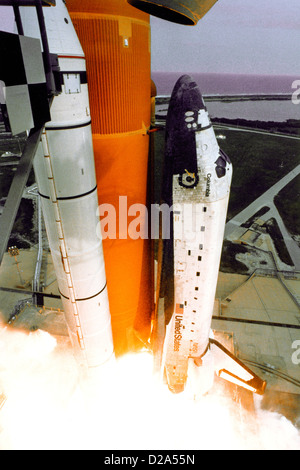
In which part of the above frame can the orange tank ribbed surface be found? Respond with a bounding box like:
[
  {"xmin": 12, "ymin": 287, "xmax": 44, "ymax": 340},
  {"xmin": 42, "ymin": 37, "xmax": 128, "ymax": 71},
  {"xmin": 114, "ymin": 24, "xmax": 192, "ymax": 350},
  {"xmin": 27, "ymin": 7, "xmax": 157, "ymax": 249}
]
[
  {"xmin": 67, "ymin": 0, "xmax": 149, "ymax": 20},
  {"xmin": 68, "ymin": 0, "xmax": 151, "ymax": 135},
  {"xmin": 70, "ymin": 13, "xmax": 151, "ymax": 134},
  {"xmin": 67, "ymin": 0, "xmax": 153, "ymax": 356}
]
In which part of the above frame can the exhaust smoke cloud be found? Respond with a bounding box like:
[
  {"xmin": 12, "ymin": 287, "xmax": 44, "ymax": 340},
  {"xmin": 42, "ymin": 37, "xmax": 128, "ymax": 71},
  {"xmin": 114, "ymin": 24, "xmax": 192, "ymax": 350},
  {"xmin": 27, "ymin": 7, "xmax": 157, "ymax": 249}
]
[{"xmin": 0, "ymin": 327, "xmax": 299, "ymax": 450}]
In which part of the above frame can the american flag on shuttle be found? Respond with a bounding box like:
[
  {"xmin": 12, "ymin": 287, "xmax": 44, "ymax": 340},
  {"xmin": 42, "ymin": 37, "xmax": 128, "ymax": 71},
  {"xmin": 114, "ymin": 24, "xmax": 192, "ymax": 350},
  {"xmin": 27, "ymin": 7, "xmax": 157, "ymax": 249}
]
[
  {"xmin": 0, "ymin": 31, "xmax": 50, "ymax": 135},
  {"xmin": 175, "ymin": 303, "xmax": 184, "ymax": 314}
]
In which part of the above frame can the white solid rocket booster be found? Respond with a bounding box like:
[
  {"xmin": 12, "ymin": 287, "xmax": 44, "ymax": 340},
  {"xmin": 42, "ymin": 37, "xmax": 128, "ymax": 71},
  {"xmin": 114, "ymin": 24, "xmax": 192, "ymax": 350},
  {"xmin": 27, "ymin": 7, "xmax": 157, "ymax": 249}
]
[{"xmin": 20, "ymin": 1, "xmax": 114, "ymax": 370}]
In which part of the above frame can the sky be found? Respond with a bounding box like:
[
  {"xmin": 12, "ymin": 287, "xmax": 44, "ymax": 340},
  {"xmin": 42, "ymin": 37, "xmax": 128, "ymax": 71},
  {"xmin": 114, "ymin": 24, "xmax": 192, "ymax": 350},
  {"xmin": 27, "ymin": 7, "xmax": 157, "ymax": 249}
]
[
  {"xmin": 0, "ymin": 0, "xmax": 299, "ymax": 76},
  {"xmin": 150, "ymin": 0, "xmax": 300, "ymax": 75}
]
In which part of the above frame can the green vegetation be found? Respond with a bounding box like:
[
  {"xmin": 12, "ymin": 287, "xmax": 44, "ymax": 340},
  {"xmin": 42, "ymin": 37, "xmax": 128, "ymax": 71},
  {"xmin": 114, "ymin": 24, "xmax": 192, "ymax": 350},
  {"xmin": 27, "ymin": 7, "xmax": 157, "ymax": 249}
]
[
  {"xmin": 8, "ymin": 199, "xmax": 35, "ymax": 249},
  {"xmin": 241, "ymin": 206, "xmax": 270, "ymax": 229},
  {"xmin": 220, "ymin": 241, "xmax": 249, "ymax": 274},
  {"xmin": 212, "ymin": 117, "xmax": 300, "ymax": 137},
  {"xmin": 218, "ymin": 130, "xmax": 300, "ymax": 220},
  {"xmin": 153, "ymin": 127, "xmax": 300, "ymax": 225},
  {"xmin": 0, "ymin": 168, "xmax": 14, "ymax": 199},
  {"xmin": 153, "ymin": 123, "xmax": 300, "ymax": 274},
  {"xmin": 1, "ymin": 111, "xmax": 298, "ymax": 273},
  {"xmin": 0, "ymin": 131, "xmax": 28, "ymax": 200},
  {"xmin": 0, "ymin": 128, "xmax": 36, "ymax": 250},
  {"xmin": 274, "ymin": 175, "xmax": 300, "ymax": 238},
  {"xmin": 264, "ymin": 218, "xmax": 294, "ymax": 266}
]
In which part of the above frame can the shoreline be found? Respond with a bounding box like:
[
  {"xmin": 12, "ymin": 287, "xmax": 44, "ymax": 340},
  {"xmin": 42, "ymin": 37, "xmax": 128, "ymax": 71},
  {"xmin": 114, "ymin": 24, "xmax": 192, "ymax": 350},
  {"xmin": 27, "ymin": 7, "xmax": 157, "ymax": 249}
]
[{"xmin": 157, "ymin": 93, "xmax": 293, "ymax": 101}]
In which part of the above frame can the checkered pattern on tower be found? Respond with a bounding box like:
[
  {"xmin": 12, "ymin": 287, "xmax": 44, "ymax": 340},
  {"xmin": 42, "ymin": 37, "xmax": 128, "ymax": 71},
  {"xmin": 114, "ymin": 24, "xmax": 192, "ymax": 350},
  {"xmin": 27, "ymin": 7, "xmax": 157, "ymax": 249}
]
[{"xmin": 0, "ymin": 30, "xmax": 50, "ymax": 135}]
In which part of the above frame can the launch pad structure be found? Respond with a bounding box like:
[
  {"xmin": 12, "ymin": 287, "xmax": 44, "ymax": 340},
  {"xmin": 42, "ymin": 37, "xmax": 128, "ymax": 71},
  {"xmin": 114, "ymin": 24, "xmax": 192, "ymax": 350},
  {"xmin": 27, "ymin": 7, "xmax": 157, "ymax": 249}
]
[
  {"xmin": 0, "ymin": 232, "xmax": 299, "ymax": 424},
  {"xmin": 0, "ymin": 0, "xmax": 299, "ymax": 442}
]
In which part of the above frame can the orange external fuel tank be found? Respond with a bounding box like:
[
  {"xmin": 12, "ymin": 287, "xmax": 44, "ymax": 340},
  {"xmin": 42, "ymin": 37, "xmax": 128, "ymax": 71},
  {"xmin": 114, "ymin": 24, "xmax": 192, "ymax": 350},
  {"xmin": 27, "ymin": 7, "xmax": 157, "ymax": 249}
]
[{"xmin": 67, "ymin": 0, "xmax": 153, "ymax": 356}]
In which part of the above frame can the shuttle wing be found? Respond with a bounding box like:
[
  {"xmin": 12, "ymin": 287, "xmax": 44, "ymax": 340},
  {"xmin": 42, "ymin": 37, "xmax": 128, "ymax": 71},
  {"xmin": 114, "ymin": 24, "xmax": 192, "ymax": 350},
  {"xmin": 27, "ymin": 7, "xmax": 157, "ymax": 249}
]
[
  {"xmin": 153, "ymin": 75, "xmax": 266, "ymax": 398},
  {"xmin": 210, "ymin": 339, "xmax": 266, "ymax": 395}
]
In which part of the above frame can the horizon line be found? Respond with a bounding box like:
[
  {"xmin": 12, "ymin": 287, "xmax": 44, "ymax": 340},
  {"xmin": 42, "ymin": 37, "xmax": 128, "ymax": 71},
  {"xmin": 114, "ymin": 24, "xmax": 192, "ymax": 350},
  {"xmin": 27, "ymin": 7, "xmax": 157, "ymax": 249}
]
[{"xmin": 152, "ymin": 71, "xmax": 300, "ymax": 78}]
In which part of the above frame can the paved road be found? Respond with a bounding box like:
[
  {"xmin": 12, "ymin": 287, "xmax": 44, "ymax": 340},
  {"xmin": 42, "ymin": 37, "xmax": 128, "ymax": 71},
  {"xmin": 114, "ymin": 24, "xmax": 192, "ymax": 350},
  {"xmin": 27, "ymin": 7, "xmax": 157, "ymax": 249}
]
[
  {"xmin": 214, "ymin": 124, "xmax": 300, "ymax": 141},
  {"xmin": 267, "ymin": 204, "xmax": 300, "ymax": 270},
  {"xmin": 225, "ymin": 164, "xmax": 300, "ymax": 270}
]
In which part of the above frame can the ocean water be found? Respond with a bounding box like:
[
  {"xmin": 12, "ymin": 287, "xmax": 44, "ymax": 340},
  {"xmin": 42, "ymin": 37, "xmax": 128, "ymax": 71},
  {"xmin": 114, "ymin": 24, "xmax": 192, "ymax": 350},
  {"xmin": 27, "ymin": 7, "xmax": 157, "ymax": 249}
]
[
  {"xmin": 152, "ymin": 72, "xmax": 299, "ymax": 96},
  {"xmin": 206, "ymin": 100, "xmax": 300, "ymax": 123},
  {"xmin": 153, "ymin": 72, "xmax": 300, "ymax": 123}
]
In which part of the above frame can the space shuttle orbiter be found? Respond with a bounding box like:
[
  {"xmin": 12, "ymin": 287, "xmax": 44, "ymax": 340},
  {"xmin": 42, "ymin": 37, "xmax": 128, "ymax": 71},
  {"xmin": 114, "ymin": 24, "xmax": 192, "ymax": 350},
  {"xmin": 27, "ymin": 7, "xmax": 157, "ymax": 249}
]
[
  {"xmin": 0, "ymin": 1, "xmax": 266, "ymax": 399},
  {"xmin": 154, "ymin": 75, "xmax": 266, "ymax": 397}
]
